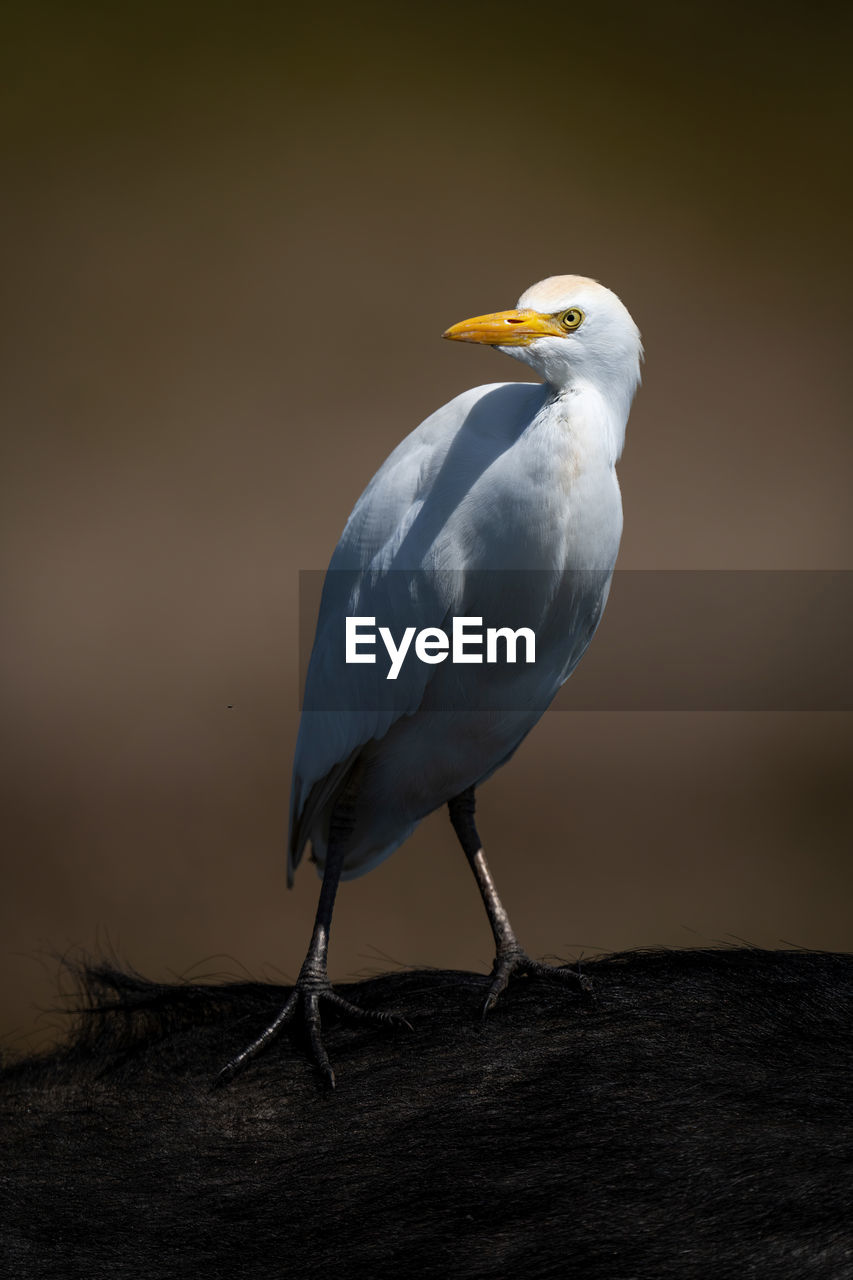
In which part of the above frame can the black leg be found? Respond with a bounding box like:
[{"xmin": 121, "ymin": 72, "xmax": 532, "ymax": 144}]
[
  {"xmin": 218, "ymin": 794, "xmax": 408, "ymax": 1089},
  {"xmin": 448, "ymin": 786, "xmax": 591, "ymax": 1015}
]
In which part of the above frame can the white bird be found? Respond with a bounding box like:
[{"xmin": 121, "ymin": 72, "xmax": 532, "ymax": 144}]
[{"xmin": 222, "ymin": 274, "xmax": 642, "ymax": 1086}]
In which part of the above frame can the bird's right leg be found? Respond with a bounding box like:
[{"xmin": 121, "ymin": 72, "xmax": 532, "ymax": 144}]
[
  {"xmin": 448, "ymin": 786, "xmax": 592, "ymax": 1015},
  {"xmin": 218, "ymin": 793, "xmax": 407, "ymax": 1089}
]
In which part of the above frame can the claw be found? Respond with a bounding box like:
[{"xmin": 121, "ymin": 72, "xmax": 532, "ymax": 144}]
[
  {"xmin": 481, "ymin": 948, "xmax": 592, "ymax": 1018},
  {"xmin": 325, "ymin": 990, "xmax": 412, "ymax": 1031},
  {"xmin": 217, "ymin": 978, "xmax": 410, "ymax": 1088}
]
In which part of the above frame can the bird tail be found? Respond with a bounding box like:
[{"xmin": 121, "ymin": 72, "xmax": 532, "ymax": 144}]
[
  {"xmin": 311, "ymin": 824, "xmax": 417, "ymax": 883},
  {"xmin": 287, "ymin": 749, "xmax": 362, "ymax": 887}
]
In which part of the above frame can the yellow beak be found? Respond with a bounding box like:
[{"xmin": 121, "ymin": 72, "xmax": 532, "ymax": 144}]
[{"xmin": 442, "ymin": 308, "xmax": 565, "ymax": 346}]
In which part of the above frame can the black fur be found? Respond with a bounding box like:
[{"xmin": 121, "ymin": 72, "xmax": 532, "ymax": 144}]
[{"xmin": 1, "ymin": 948, "xmax": 852, "ymax": 1278}]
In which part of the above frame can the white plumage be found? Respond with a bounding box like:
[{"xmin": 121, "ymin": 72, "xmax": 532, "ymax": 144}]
[
  {"xmin": 223, "ymin": 274, "xmax": 642, "ymax": 1086},
  {"xmin": 289, "ymin": 274, "xmax": 641, "ymax": 881}
]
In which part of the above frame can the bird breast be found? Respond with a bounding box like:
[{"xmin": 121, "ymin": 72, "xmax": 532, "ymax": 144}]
[{"xmin": 434, "ymin": 390, "xmax": 623, "ymax": 578}]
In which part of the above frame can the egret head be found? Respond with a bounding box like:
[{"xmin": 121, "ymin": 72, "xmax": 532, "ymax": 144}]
[{"xmin": 443, "ymin": 275, "xmax": 642, "ymax": 416}]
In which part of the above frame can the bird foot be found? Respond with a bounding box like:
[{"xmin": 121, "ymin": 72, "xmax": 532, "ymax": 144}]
[
  {"xmin": 217, "ymin": 974, "xmax": 411, "ymax": 1089},
  {"xmin": 482, "ymin": 945, "xmax": 593, "ymax": 1018}
]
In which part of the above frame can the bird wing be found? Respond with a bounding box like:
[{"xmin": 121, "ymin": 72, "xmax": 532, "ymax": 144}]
[{"xmin": 287, "ymin": 381, "xmax": 545, "ymax": 882}]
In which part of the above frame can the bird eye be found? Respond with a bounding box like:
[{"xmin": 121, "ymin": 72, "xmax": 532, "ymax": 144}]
[{"xmin": 560, "ymin": 308, "xmax": 584, "ymax": 331}]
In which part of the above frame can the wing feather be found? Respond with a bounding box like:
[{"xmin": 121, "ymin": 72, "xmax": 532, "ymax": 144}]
[{"xmin": 288, "ymin": 382, "xmax": 534, "ymax": 880}]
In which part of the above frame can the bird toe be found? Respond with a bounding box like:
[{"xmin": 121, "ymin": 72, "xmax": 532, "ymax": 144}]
[{"xmin": 480, "ymin": 949, "xmax": 594, "ymax": 1018}]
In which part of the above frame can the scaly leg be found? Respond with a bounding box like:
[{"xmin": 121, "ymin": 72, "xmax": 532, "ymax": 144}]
[
  {"xmin": 448, "ymin": 786, "xmax": 591, "ymax": 1016},
  {"xmin": 219, "ymin": 794, "xmax": 408, "ymax": 1088}
]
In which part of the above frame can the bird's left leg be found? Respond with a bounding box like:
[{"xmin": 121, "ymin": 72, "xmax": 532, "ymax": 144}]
[
  {"xmin": 219, "ymin": 792, "xmax": 408, "ymax": 1088},
  {"xmin": 448, "ymin": 787, "xmax": 591, "ymax": 1016}
]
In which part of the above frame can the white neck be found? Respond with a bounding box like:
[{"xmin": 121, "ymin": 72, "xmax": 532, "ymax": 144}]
[{"xmin": 546, "ymin": 375, "xmax": 631, "ymax": 466}]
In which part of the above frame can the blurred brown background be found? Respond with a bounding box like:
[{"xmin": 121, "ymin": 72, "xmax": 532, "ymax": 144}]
[{"xmin": 2, "ymin": 1, "xmax": 851, "ymax": 1052}]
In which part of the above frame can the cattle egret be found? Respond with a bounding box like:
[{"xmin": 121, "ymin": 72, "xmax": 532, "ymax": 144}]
[{"xmin": 222, "ymin": 275, "xmax": 642, "ymax": 1086}]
